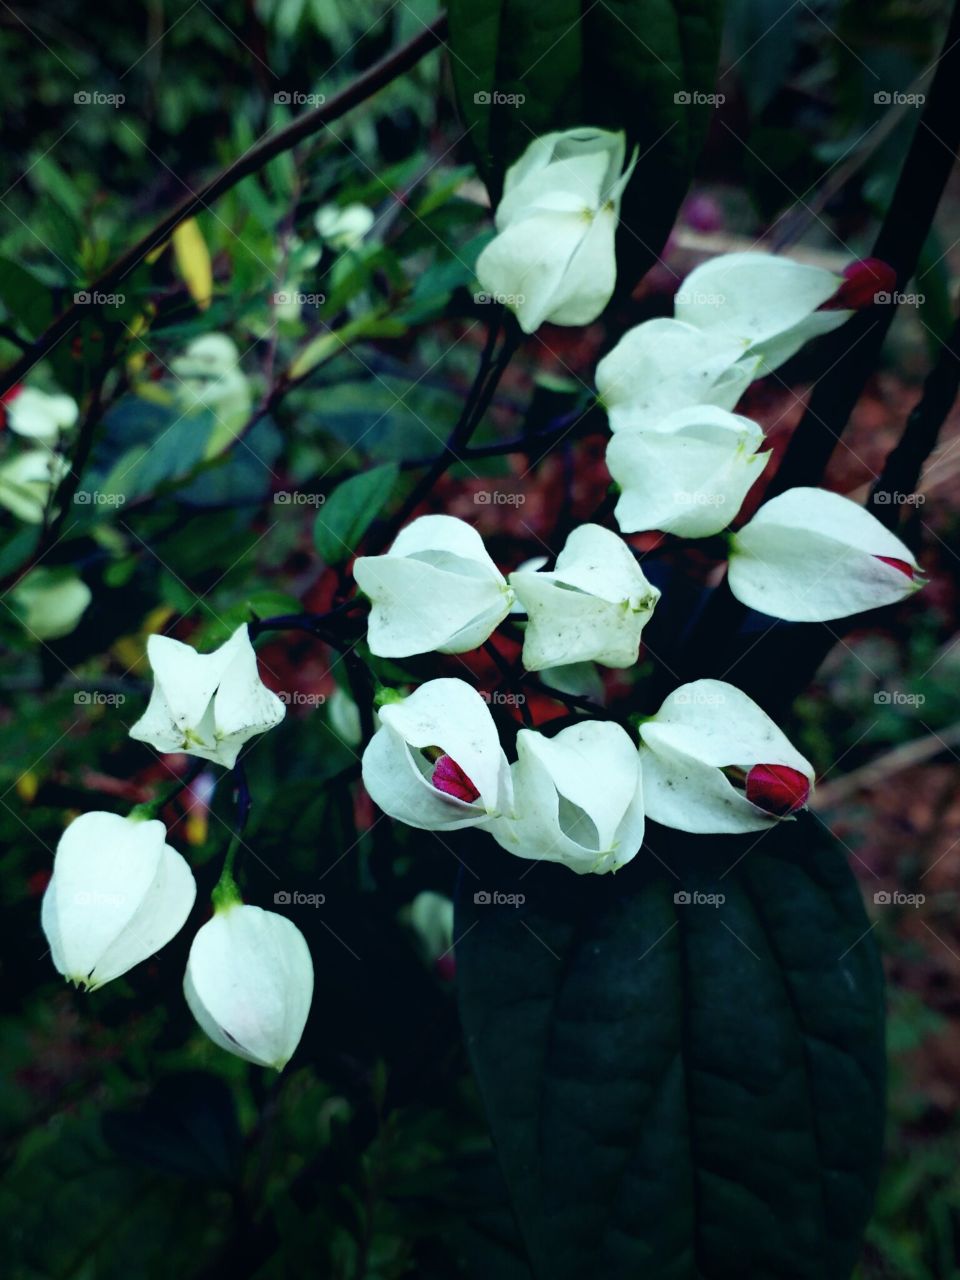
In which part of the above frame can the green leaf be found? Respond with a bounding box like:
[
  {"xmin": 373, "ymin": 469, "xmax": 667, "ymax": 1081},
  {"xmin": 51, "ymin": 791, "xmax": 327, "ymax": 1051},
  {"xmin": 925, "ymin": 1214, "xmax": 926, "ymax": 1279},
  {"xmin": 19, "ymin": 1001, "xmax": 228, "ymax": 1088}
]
[
  {"xmin": 314, "ymin": 462, "xmax": 399, "ymax": 565},
  {"xmin": 447, "ymin": 0, "xmax": 725, "ymax": 279},
  {"xmin": 0, "ymin": 257, "xmax": 54, "ymax": 340},
  {"xmin": 456, "ymin": 815, "xmax": 885, "ymax": 1280}
]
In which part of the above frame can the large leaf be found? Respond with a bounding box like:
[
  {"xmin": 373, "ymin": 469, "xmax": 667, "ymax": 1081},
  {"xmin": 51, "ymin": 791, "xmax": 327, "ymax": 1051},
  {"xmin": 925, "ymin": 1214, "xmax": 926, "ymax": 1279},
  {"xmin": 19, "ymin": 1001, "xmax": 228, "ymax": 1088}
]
[
  {"xmin": 446, "ymin": 0, "xmax": 725, "ymax": 280},
  {"xmin": 314, "ymin": 462, "xmax": 400, "ymax": 565},
  {"xmin": 456, "ymin": 814, "xmax": 885, "ymax": 1280}
]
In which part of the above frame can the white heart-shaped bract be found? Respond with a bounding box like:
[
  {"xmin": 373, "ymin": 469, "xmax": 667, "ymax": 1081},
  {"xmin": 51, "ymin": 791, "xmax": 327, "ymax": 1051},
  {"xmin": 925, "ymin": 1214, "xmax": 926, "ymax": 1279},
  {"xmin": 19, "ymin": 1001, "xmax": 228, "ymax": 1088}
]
[
  {"xmin": 510, "ymin": 523, "xmax": 660, "ymax": 670},
  {"xmin": 41, "ymin": 812, "xmax": 196, "ymax": 990},
  {"xmin": 13, "ymin": 568, "xmax": 91, "ymax": 640},
  {"xmin": 170, "ymin": 334, "xmax": 252, "ymax": 459},
  {"xmin": 476, "ymin": 128, "xmax": 637, "ymax": 333},
  {"xmin": 728, "ymin": 487, "xmax": 923, "ymax": 621},
  {"xmin": 361, "ymin": 678, "xmax": 512, "ymax": 832},
  {"xmin": 675, "ymin": 252, "xmax": 849, "ymax": 373},
  {"xmin": 355, "ymin": 515, "xmax": 513, "ymax": 658},
  {"xmin": 129, "ymin": 623, "xmax": 286, "ymax": 768},
  {"xmin": 0, "ymin": 450, "xmax": 69, "ymax": 523},
  {"xmin": 489, "ymin": 720, "xmax": 645, "ymax": 874},
  {"xmin": 6, "ymin": 387, "xmax": 78, "ymax": 445},
  {"xmin": 184, "ymin": 904, "xmax": 313, "ymax": 1070},
  {"xmin": 608, "ymin": 404, "xmax": 771, "ymax": 537},
  {"xmin": 407, "ymin": 891, "xmax": 455, "ymax": 967},
  {"xmin": 595, "ymin": 317, "xmax": 757, "ymax": 433},
  {"xmin": 639, "ymin": 680, "xmax": 814, "ymax": 834}
]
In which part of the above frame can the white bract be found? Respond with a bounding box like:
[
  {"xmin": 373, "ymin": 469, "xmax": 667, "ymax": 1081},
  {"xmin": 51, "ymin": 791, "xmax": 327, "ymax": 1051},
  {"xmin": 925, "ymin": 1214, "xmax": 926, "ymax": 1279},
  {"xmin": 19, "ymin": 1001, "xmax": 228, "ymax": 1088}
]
[
  {"xmin": 0, "ymin": 450, "xmax": 69, "ymax": 523},
  {"xmin": 675, "ymin": 251, "xmax": 849, "ymax": 374},
  {"xmin": 170, "ymin": 334, "xmax": 252, "ymax": 458},
  {"xmin": 6, "ymin": 387, "xmax": 78, "ymax": 445},
  {"xmin": 489, "ymin": 721, "xmax": 645, "ymax": 874},
  {"xmin": 639, "ymin": 680, "xmax": 815, "ymax": 834},
  {"xmin": 13, "ymin": 568, "xmax": 91, "ymax": 640},
  {"xmin": 607, "ymin": 405, "xmax": 770, "ymax": 537},
  {"xmin": 129, "ymin": 623, "xmax": 285, "ymax": 768},
  {"xmin": 476, "ymin": 128, "xmax": 637, "ymax": 333},
  {"xmin": 362, "ymin": 678, "xmax": 512, "ymax": 832},
  {"xmin": 407, "ymin": 891, "xmax": 455, "ymax": 976},
  {"xmin": 315, "ymin": 202, "xmax": 375, "ymax": 250},
  {"xmin": 41, "ymin": 811, "xmax": 196, "ymax": 990},
  {"xmin": 354, "ymin": 515, "xmax": 514, "ymax": 657},
  {"xmin": 184, "ymin": 903, "xmax": 313, "ymax": 1070},
  {"xmin": 728, "ymin": 487, "xmax": 923, "ymax": 621},
  {"xmin": 596, "ymin": 318, "xmax": 758, "ymax": 433},
  {"xmin": 509, "ymin": 523, "xmax": 659, "ymax": 670}
]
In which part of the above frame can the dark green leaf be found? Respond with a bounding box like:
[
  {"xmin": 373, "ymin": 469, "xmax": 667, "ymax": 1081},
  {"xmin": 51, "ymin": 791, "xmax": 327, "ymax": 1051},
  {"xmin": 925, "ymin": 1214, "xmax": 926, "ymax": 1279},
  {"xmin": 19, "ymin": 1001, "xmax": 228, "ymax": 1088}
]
[
  {"xmin": 313, "ymin": 462, "xmax": 400, "ymax": 564},
  {"xmin": 456, "ymin": 815, "xmax": 885, "ymax": 1280}
]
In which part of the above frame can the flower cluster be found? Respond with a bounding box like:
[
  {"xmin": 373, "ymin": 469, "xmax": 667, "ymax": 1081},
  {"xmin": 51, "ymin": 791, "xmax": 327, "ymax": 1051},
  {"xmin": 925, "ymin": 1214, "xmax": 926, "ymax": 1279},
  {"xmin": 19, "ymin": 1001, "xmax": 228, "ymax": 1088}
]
[{"xmin": 41, "ymin": 624, "xmax": 310, "ymax": 1071}]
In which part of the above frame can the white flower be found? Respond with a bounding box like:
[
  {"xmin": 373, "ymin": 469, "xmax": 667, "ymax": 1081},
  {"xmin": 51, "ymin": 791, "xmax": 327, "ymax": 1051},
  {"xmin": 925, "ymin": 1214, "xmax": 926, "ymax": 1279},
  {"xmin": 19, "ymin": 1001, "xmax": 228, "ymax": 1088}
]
[
  {"xmin": 595, "ymin": 318, "xmax": 758, "ymax": 433},
  {"xmin": 675, "ymin": 251, "xmax": 849, "ymax": 374},
  {"xmin": 639, "ymin": 679, "xmax": 814, "ymax": 834},
  {"xmin": 727, "ymin": 487, "xmax": 924, "ymax": 621},
  {"xmin": 476, "ymin": 128, "xmax": 637, "ymax": 333},
  {"xmin": 13, "ymin": 568, "xmax": 91, "ymax": 640},
  {"xmin": 129, "ymin": 623, "xmax": 286, "ymax": 768},
  {"xmin": 315, "ymin": 202, "xmax": 376, "ymax": 250},
  {"xmin": 607, "ymin": 405, "xmax": 771, "ymax": 538},
  {"xmin": 0, "ymin": 450, "xmax": 69, "ymax": 523},
  {"xmin": 184, "ymin": 903, "xmax": 313, "ymax": 1070},
  {"xmin": 361, "ymin": 678, "xmax": 512, "ymax": 832},
  {"xmin": 354, "ymin": 515, "xmax": 514, "ymax": 657},
  {"xmin": 170, "ymin": 334, "xmax": 252, "ymax": 458},
  {"xmin": 489, "ymin": 721, "xmax": 645, "ymax": 874},
  {"xmin": 6, "ymin": 387, "xmax": 78, "ymax": 445},
  {"xmin": 509, "ymin": 523, "xmax": 659, "ymax": 670},
  {"xmin": 41, "ymin": 811, "xmax": 196, "ymax": 990}
]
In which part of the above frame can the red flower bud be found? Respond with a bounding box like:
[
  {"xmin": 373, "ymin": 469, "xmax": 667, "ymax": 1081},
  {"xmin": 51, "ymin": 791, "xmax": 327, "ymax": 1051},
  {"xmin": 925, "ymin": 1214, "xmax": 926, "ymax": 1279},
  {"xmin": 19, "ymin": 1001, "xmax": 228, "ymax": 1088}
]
[
  {"xmin": 746, "ymin": 763, "xmax": 810, "ymax": 816},
  {"xmin": 820, "ymin": 258, "xmax": 896, "ymax": 311},
  {"xmin": 431, "ymin": 754, "xmax": 481, "ymax": 803},
  {"xmin": 875, "ymin": 554, "xmax": 916, "ymax": 580}
]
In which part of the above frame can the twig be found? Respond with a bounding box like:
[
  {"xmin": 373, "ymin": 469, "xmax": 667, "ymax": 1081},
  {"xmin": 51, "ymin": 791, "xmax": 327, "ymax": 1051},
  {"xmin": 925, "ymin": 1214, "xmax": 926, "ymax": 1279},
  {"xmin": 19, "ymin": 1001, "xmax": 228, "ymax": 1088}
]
[
  {"xmin": 0, "ymin": 14, "xmax": 448, "ymax": 393},
  {"xmin": 812, "ymin": 721, "xmax": 960, "ymax": 810}
]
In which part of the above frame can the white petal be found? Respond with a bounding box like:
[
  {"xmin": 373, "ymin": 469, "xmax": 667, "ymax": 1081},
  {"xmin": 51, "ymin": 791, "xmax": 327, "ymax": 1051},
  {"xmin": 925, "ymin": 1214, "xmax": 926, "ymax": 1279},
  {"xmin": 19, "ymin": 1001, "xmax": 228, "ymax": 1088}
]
[
  {"xmin": 596, "ymin": 318, "xmax": 751, "ymax": 432},
  {"xmin": 608, "ymin": 406, "xmax": 770, "ymax": 537},
  {"xmin": 728, "ymin": 487, "xmax": 921, "ymax": 621},
  {"xmin": 184, "ymin": 905, "xmax": 313, "ymax": 1069},
  {"xmin": 214, "ymin": 628, "xmax": 286, "ymax": 740},
  {"xmin": 361, "ymin": 724, "xmax": 494, "ymax": 831},
  {"xmin": 542, "ymin": 207, "xmax": 618, "ymax": 327},
  {"xmin": 476, "ymin": 211, "xmax": 587, "ymax": 333},
  {"xmin": 675, "ymin": 252, "xmax": 841, "ymax": 348},
  {"xmin": 640, "ymin": 735, "xmax": 774, "ymax": 834}
]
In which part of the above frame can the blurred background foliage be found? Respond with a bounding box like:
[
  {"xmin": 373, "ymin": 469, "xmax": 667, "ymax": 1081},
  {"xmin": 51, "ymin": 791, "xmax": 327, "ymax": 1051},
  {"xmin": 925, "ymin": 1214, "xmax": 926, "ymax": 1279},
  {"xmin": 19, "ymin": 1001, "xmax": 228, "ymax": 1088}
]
[{"xmin": 2, "ymin": 0, "xmax": 960, "ymax": 1276}]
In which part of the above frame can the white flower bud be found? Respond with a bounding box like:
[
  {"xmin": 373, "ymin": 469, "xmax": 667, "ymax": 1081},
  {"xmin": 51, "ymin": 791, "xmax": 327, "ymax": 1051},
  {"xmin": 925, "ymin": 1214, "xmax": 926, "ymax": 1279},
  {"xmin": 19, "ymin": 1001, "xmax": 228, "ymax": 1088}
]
[
  {"xmin": 184, "ymin": 904, "xmax": 313, "ymax": 1070},
  {"xmin": 6, "ymin": 386, "xmax": 78, "ymax": 445},
  {"xmin": 41, "ymin": 811, "xmax": 196, "ymax": 990}
]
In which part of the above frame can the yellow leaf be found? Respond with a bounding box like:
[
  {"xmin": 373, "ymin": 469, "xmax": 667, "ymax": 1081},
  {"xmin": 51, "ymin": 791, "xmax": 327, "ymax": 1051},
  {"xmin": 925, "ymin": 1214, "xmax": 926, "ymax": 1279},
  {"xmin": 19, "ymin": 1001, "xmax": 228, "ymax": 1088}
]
[{"xmin": 172, "ymin": 218, "xmax": 213, "ymax": 311}]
